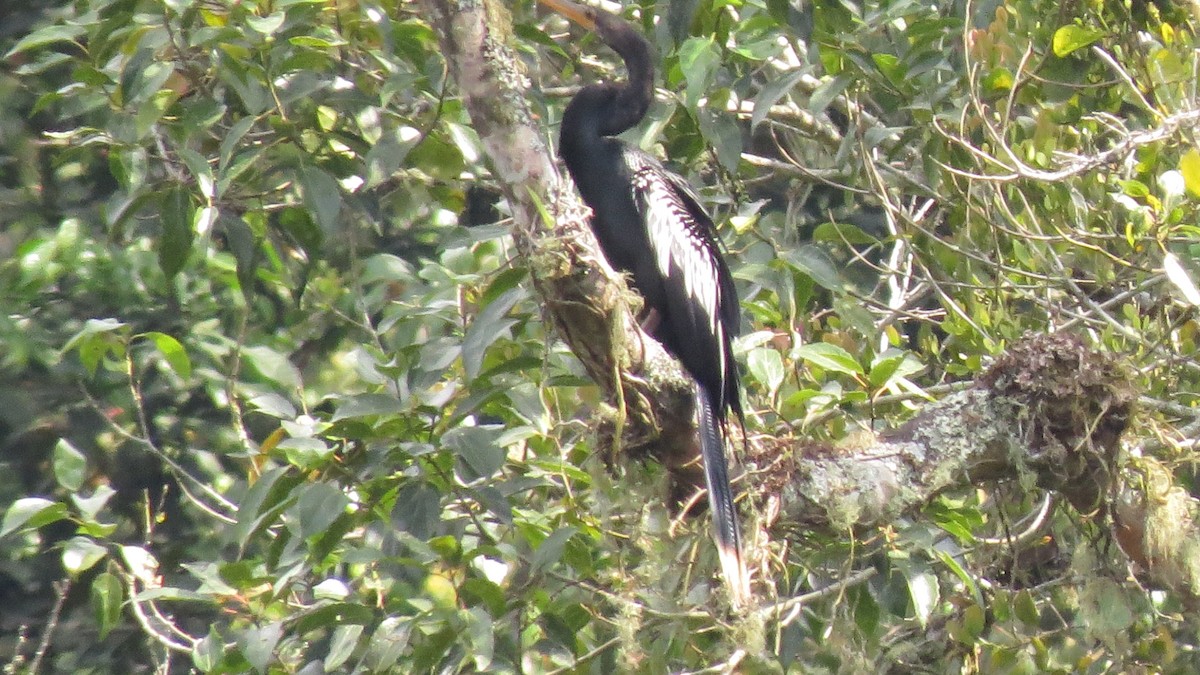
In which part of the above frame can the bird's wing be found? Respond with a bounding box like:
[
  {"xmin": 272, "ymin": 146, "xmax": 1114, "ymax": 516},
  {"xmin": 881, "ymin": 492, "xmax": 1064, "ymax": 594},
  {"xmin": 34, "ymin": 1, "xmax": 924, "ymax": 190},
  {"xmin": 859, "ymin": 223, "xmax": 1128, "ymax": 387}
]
[{"xmin": 624, "ymin": 150, "xmax": 740, "ymax": 416}]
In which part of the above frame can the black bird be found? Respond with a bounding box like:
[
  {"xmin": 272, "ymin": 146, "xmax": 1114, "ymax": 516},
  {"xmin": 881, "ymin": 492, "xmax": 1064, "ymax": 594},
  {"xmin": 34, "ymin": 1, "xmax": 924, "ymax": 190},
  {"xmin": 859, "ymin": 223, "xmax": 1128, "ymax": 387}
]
[{"xmin": 538, "ymin": 0, "xmax": 749, "ymax": 605}]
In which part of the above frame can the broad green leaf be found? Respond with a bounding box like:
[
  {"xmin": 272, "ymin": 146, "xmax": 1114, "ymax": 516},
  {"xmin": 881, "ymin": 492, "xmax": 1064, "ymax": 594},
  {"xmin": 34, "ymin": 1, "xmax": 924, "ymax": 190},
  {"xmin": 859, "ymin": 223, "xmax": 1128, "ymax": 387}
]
[
  {"xmin": 233, "ymin": 466, "xmax": 294, "ymax": 547},
  {"xmin": 63, "ymin": 536, "xmax": 108, "ymax": 576},
  {"xmin": 300, "ymin": 166, "xmax": 342, "ymax": 236},
  {"xmin": 392, "ymin": 482, "xmax": 441, "ymax": 540},
  {"xmin": 246, "ymin": 12, "xmax": 286, "ymax": 35},
  {"xmin": 444, "ymin": 426, "xmax": 505, "ymax": 480},
  {"xmin": 289, "ymin": 482, "xmax": 349, "ymax": 540},
  {"xmin": 424, "ymin": 573, "xmax": 458, "ymax": 609},
  {"xmin": 1052, "ymin": 25, "xmax": 1105, "ymax": 57},
  {"xmin": 747, "ymin": 347, "xmax": 785, "ymax": 395},
  {"xmin": 53, "ymin": 438, "xmax": 88, "ymax": 491},
  {"xmin": 465, "ymin": 607, "xmax": 495, "ymax": 671},
  {"xmin": 532, "ymin": 526, "xmax": 577, "ymax": 573},
  {"xmin": 1014, "ymin": 589, "xmax": 1039, "ymax": 626},
  {"xmin": 159, "ymin": 186, "xmax": 194, "ymax": 279},
  {"xmin": 1180, "ymin": 149, "xmax": 1200, "ymax": 198},
  {"xmin": 330, "ymin": 393, "xmax": 404, "ymax": 421},
  {"xmin": 362, "ymin": 617, "xmax": 412, "ymax": 671},
  {"xmin": 242, "ymin": 345, "xmax": 303, "ymax": 390},
  {"xmin": 179, "ymin": 148, "xmax": 215, "ymax": 201},
  {"xmin": 72, "ymin": 485, "xmax": 117, "ymax": 522},
  {"xmin": 144, "ymin": 331, "xmax": 192, "ymax": 379},
  {"xmin": 5, "ymin": 23, "xmax": 84, "ymax": 57},
  {"xmin": 809, "ymin": 73, "xmax": 852, "ymax": 116},
  {"xmin": 2, "ymin": 498, "xmax": 68, "ymax": 537},
  {"xmin": 812, "ymin": 221, "xmax": 879, "ymax": 246},
  {"xmin": 239, "ymin": 621, "xmax": 283, "ymax": 674},
  {"xmin": 121, "ymin": 545, "xmax": 160, "ymax": 584},
  {"xmin": 325, "ymin": 624, "xmax": 364, "ymax": 671},
  {"xmin": 62, "ymin": 318, "xmax": 127, "ymax": 374},
  {"xmin": 795, "ymin": 342, "xmax": 864, "ymax": 375},
  {"xmin": 91, "ymin": 572, "xmax": 124, "ymax": 639},
  {"xmin": 677, "ymin": 36, "xmax": 719, "ymax": 109},
  {"xmin": 906, "ymin": 568, "xmax": 939, "ymax": 628},
  {"xmin": 462, "ymin": 287, "xmax": 523, "ymax": 380},
  {"xmin": 780, "ymin": 245, "xmax": 844, "ymax": 292},
  {"xmin": 193, "ymin": 628, "xmax": 225, "ymax": 671},
  {"xmin": 872, "ymin": 53, "xmax": 905, "ymax": 87}
]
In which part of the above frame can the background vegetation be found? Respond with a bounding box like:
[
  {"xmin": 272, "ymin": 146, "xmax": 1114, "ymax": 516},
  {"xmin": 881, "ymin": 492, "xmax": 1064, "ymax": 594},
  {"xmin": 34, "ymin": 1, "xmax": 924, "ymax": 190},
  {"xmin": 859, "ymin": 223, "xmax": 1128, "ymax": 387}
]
[{"xmin": 2, "ymin": 0, "xmax": 1200, "ymax": 671}]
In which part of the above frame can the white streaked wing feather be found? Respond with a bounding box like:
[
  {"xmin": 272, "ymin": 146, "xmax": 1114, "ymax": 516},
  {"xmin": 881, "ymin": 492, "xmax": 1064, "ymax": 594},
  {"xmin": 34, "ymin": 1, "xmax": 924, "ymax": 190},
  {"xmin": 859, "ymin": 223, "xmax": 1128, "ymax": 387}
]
[{"xmin": 630, "ymin": 160, "xmax": 728, "ymax": 389}]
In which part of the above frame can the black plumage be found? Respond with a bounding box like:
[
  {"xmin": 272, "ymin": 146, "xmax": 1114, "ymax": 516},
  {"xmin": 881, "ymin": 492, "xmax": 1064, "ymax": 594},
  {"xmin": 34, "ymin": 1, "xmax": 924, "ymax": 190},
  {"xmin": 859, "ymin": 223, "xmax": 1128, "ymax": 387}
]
[{"xmin": 539, "ymin": 0, "xmax": 749, "ymax": 605}]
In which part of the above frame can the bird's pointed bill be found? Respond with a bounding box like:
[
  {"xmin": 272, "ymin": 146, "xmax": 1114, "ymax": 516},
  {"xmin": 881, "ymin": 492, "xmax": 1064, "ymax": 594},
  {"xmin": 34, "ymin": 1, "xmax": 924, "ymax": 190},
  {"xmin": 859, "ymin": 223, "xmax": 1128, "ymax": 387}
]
[{"xmin": 537, "ymin": 0, "xmax": 598, "ymax": 30}]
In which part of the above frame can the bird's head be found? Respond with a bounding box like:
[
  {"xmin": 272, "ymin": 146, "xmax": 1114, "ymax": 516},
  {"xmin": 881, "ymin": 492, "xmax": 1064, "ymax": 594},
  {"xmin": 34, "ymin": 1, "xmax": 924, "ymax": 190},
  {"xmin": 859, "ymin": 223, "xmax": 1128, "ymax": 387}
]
[{"xmin": 537, "ymin": 0, "xmax": 650, "ymax": 64}]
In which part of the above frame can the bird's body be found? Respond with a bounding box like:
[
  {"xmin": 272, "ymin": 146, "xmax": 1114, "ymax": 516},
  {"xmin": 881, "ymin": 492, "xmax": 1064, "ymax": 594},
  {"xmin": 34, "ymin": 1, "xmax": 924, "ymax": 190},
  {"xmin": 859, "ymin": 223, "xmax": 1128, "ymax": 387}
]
[{"xmin": 539, "ymin": 0, "xmax": 749, "ymax": 605}]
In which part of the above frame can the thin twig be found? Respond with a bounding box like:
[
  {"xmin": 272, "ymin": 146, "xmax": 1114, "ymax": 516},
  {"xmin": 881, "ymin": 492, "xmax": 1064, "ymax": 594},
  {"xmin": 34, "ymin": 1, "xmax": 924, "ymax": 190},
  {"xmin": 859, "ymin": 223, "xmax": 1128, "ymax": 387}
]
[{"xmin": 28, "ymin": 579, "xmax": 71, "ymax": 675}]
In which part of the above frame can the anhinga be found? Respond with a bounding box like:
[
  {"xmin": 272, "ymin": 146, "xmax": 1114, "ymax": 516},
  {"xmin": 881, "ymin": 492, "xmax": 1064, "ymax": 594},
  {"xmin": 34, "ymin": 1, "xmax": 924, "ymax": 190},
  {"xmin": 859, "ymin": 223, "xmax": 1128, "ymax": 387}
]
[{"xmin": 538, "ymin": 0, "xmax": 750, "ymax": 605}]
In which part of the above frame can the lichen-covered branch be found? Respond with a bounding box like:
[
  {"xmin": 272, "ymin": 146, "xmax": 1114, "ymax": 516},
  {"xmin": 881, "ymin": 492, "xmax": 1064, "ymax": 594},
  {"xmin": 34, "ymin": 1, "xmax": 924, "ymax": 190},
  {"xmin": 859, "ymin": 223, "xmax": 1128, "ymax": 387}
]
[{"xmin": 753, "ymin": 334, "xmax": 1134, "ymax": 532}]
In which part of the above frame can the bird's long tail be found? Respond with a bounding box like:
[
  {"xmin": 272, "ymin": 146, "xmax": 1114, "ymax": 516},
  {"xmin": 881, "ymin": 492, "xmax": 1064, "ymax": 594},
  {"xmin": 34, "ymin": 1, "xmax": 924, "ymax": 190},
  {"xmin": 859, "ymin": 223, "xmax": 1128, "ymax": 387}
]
[{"xmin": 696, "ymin": 386, "xmax": 750, "ymax": 607}]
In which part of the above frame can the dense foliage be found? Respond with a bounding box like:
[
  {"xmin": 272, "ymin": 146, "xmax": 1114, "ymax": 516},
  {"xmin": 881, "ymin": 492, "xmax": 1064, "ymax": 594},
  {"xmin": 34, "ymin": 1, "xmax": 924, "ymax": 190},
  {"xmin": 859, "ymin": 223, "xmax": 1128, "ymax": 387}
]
[{"xmin": 2, "ymin": 0, "xmax": 1200, "ymax": 672}]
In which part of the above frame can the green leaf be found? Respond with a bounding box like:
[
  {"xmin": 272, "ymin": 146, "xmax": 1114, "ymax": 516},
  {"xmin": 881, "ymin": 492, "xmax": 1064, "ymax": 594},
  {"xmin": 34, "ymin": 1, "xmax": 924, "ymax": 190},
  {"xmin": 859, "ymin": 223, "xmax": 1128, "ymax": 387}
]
[
  {"xmin": 53, "ymin": 438, "xmax": 88, "ymax": 491},
  {"xmin": 63, "ymin": 536, "xmax": 108, "ymax": 576},
  {"xmin": 239, "ymin": 621, "xmax": 283, "ymax": 674},
  {"xmin": 242, "ymin": 344, "xmax": 303, "ymax": 390},
  {"xmin": 747, "ymin": 347, "xmax": 785, "ymax": 395},
  {"xmin": 795, "ymin": 342, "xmax": 863, "ymax": 375},
  {"xmin": 1, "ymin": 498, "xmax": 68, "ymax": 537},
  {"xmin": 444, "ymin": 426, "xmax": 505, "ymax": 480},
  {"xmin": 193, "ymin": 627, "xmax": 226, "ymax": 671},
  {"xmin": 780, "ymin": 245, "xmax": 845, "ymax": 292},
  {"xmin": 1014, "ymin": 589, "xmax": 1039, "ymax": 626},
  {"xmin": 462, "ymin": 287, "xmax": 522, "ymax": 380},
  {"xmin": 392, "ymin": 482, "xmax": 441, "ymax": 540},
  {"xmin": 62, "ymin": 318, "xmax": 127, "ymax": 375},
  {"xmin": 246, "ymin": 12, "xmax": 286, "ymax": 35},
  {"xmin": 5, "ymin": 23, "xmax": 84, "ymax": 57},
  {"xmin": 325, "ymin": 624, "xmax": 364, "ymax": 671},
  {"xmin": 906, "ymin": 568, "xmax": 939, "ymax": 628},
  {"xmin": 871, "ymin": 53, "xmax": 905, "ymax": 87},
  {"xmin": 289, "ymin": 482, "xmax": 349, "ymax": 540},
  {"xmin": 424, "ymin": 573, "xmax": 458, "ymax": 609},
  {"xmin": 159, "ymin": 186, "xmax": 195, "ymax": 279},
  {"xmin": 91, "ymin": 572, "xmax": 124, "ymax": 639},
  {"xmin": 300, "ymin": 166, "xmax": 342, "ymax": 236},
  {"xmin": 143, "ymin": 331, "xmax": 192, "ymax": 379},
  {"xmin": 362, "ymin": 617, "xmax": 411, "ymax": 671},
  {"xmin": 677, "ymin": 36, "xmax": 719, "ymax": 109},
  {"xmin": 532, "ymin": 526, "xmax": 577, "ymax": 573},
  {"xmin": 1052, "ymin": 25, "xmax": 1105, "ymax": 57},
  {"xmin": 1180, "ymin": 149, "xmax": 1200, "ymax": 198},
  {"xmin": 179, "ymin": 148, "xmax": 215, "ymax": 201},
  {"xmin": 233, "ymin": 467, "xmax": 295, "ymax": 548}
]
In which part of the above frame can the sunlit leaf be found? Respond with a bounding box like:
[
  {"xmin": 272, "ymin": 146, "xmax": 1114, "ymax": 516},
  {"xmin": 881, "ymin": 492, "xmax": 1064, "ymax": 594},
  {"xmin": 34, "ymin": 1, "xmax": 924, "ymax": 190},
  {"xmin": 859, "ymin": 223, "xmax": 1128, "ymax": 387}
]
[
  {"xmin": 143, "ymin": 331, "xmax": 192, "ymax": 379},
  {"xmin": 91, "ymin": 572, "xmax": 124, "ymax": 639},
  {"xmin": 1052, "ymin": 25, "xmax": 1105, "ymax": 57},
  {"xmin": 795, "ymin": 342, "xmax": 863, "ymax": 375},
  {"xmin": 53, "ymin": 438, "xmax": 88, "ymax": 491},
  {"xmin": 1180, "ymin": 149, "xmax": 1200, "ymax": 198},
  {"xmin": 63, "ymin": 536, "xmax": 108, "ymax": 576},
  {"xmin": 1, "ymin": 498, "xmax": 68, "ymax": 537}
]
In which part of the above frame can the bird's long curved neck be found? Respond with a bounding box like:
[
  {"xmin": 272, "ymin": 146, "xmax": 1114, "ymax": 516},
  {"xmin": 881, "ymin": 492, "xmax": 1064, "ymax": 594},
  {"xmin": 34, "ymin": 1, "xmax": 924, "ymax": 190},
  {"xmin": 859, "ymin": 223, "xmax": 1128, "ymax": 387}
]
[{"xmin": 562, "ymin": 22, "xmax": 654, "ymax": 144}]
